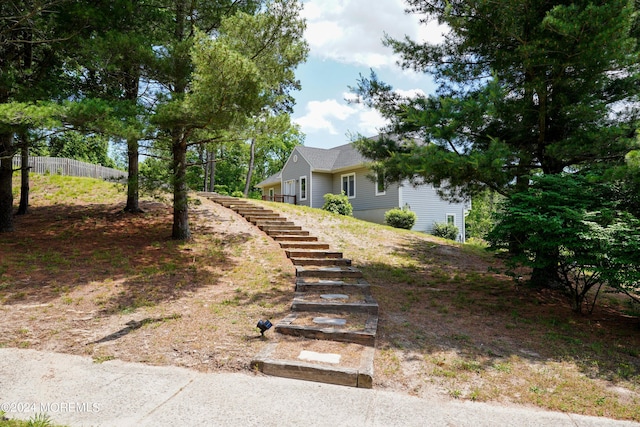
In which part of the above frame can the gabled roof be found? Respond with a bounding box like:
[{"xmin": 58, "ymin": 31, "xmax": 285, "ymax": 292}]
[
  {"xmin": 297, "ymin": 142, "xmax": 368, "ymax": 172},
  {"xmin": 255, "ymin": 171, "xmax": 281, "ymax": 188},
  {"xmin": 256, "ymin": 135, "xmax": 395, "ymax": 188}
]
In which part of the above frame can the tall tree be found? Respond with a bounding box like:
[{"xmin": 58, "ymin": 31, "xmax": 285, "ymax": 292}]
[
  {"xmin": 352, "ymin": 0, "xmax": 640, "ymax": 285},
  {"xmin": 0, "ymin": 0, "xmax": 86, "ymax": 231},
  {"xmin": 69, "ymin": 0, "xmax": 164, "ymax": 213},
  {"xmin": 152, "ymin": 0, "xmax": 307, "ymax": 240}
]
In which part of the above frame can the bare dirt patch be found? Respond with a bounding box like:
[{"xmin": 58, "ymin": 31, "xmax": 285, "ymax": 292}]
[{"xmin": 1, "ymin": 192, "xmax": 295, "ymax": 373}]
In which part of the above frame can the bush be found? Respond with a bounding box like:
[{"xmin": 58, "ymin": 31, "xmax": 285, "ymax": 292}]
[
  {"xmin": 231, "ymin": 190, "xmax": 244, "ymax": 198},
  {"xmin": 432, "ymin": 222, "xmax": 459, "ymax": 240},
  {"xmin": 385, "ymin": 207, "xmax": 417, "ymax": 229},
  {"xmin": 214, "ymin": 184, "xmax": 229, "ymax": 195},
  {"xmin": 322, "ymin": 192, "xmax": 352, "ymax": 216}
]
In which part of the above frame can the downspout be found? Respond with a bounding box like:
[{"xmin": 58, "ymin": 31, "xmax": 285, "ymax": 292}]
[{"xmin": 308, "ymin": 171, "xmax": 312, "ymax": 208}]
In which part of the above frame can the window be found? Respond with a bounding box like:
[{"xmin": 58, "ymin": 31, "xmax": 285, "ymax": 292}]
[
  {"xmin": 341, "ymin": 173, "xmax": 355, "ymax": 198},
  {"xmin": 375, "ymin": 172, "xmax": 385, "ymax": 196},
  {"xmin": 300, "ymin": 176, "xmax": 307, "ymax": 201},
  {"xmin": 268, "ymin": 188, "xmax": 274, "ymax": 201},
  {"xmin": 447, "ymin": 214, "xmax": 456, "ymax": 226}
]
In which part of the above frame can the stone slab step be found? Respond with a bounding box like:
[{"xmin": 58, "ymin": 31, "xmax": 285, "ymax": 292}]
[
  {"xmin": 296, "ymin": 266, "xmax": 364, "ymax": 279},
  {"xmin": 251, "ymin": 342, "xmax": 374, "ymax": 388},
  {"xmin": 295, "ymin": 278, "xmax": 370, "ymax": 292},
  {"xmin": 275, "ymin": 313, "xmax": 378, "ymax": 347},
  {"xmin": 291, "ymin": 299, "xmax": 379, "ymax": 315}
]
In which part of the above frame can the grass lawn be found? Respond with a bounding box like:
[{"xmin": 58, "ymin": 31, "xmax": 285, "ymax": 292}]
[{"xmin": 1, "ymin": 174, "xmax": 639, "ymax": 421}]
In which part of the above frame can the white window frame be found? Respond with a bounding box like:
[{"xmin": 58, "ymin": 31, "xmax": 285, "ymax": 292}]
[
  {"xmin": 375, "ymin": 172, "xmax": 386, "ymax": 196},
  {"xmin": 284, "ymin": 179, "xmax": 295, "ymax": 195},
  {"xmin": 268, "ymin": 188, "xmax": 274, "ymax": 200},
  {"xmin": 299, "ymin": 176, "xmax": 307, "ymax": 201},
  {"xmin": 446, "ymin": 213, "xmax": 456, "ymax": 226},
  {"xmin": 341, "ymin": 173, "xmax": 356, "ymax": 198}
]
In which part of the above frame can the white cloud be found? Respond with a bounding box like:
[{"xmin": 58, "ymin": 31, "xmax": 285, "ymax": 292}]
[
  {"xmin": 301, "ymin": 0, "xmax": 428, "ymax": 68},
  {"xmin": 294, "ymin": 99, "xmax": 358, "ymax": 135},
  {"xmin": 356, "ymin": 107, "xmax": 388, "ymax": 136},
  {"xmin": 394, "ymin": 88, "xmax": 427, "ymax": 99},
  {"xmin": 293, "ymin": 95, "xmax": 390, "ymax": 142}
]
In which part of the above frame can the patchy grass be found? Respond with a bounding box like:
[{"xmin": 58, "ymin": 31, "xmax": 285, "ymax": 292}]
[
  {"xmin": 257, "ymin": 199, "xmax": 640, "ymax": 422},
  {"xmin": 2, "ymin": 175, "xmax": 639, "ymax": 422}
]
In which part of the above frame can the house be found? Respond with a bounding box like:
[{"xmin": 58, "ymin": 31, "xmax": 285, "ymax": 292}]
[{"xmin": 255, "ymin": 140, "xmax": 470, "ymax": 242}]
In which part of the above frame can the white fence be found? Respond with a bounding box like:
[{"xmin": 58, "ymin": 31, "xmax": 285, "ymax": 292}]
[{"xmin": 12, "ymin": 156, "xmax": 126, "ymax": 180}]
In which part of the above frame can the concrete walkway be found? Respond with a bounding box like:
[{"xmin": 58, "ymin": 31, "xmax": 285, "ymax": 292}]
[{"xmin": 1, "ymin": 349, "xmax": 638, "ymax": 427}]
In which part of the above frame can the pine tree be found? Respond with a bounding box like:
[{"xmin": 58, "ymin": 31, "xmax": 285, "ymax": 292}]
[{"xmin": 352, "ymin": 0, "xmax": 640, "ymax": 286}]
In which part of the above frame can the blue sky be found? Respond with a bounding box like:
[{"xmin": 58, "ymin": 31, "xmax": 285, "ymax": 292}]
[{"xmin": 292, "ymin": 0, "xmax": 446, "ymax": 149}]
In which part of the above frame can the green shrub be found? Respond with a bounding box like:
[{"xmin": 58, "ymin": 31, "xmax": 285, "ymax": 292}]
[
  {"xmin": 214, "ymin": 184, "xmax": 229, "ymax": 195},
  {"xmin": 432, "ymin": 222, "xmax": 459, "ymax": 240},
  {"xmin": 231, "ymin": 190, "xmax": 244, "ymax": 198},
  {"xmin": 385, "ymin": 207, "xmax": 417, "ymax": 229},
  {"xmin": 322, "ymin": 192, "xmax": 352, "ymax": 216}
]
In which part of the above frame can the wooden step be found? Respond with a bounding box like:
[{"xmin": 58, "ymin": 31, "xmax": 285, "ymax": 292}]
[
  {"xmin": 289, "ymin": 257, "xmax": 352, "ymax": 267},
  {"xmin": 296, "ymin": 266, "xmax": 364, "ymax": 279},
  {"xmin": 275, "ymin": 312, "xmax": 378, "ymax": 347},
  {"xmin": 258, "ymin": 224, "xmax": 303, "ymax": 232},
  {"xmin": 253, "ymin": 220, "xmax": 296, "ymax": 227},
  {"xmin": 279, "ymin": 242, "xmax": 331, "ymax": 250},
  {"xmin": 285, "ymin": 250, "xmax": 343, "ymax": 259},
  {"xmin": 265, "ymin": 230, "xmax": 310, "ymax": 237},
  {"xmin": 244, "ymin": 215, "xmax": 283, "ymax": 222},
  {"xmin": 251, "ymin": 342, "xmax": 374, "ymax": 388},
  {"xmin": 295, "ymin": 278, "xmax": 370, "ymax": 292},
  {"xmin": 272, "ymin": 235, "xmax": 319, "ymax": 242},
  {"xmin": 234, "ymin": 209, "xmax": 274, "ymax": 215}
]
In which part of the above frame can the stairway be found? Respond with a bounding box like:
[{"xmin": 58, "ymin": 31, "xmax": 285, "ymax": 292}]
[{"xmin": 200, "ymin": 193, "xmax": 378, "ymax": 388}]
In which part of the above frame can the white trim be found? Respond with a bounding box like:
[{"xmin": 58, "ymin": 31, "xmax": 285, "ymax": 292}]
[
  {"xmin": 299, "ymin": 175, "xmax": 307, "ymax": 201},
  {"xmin": 446, "ymin": 213, "xmax": 456, "ymax": 226},
  {"xmin": 284, "ymin": 179, "xmax": 295, "ymax": 196},
  {"xmin": 341, "ymin": 173, "xmax": 356, "ymax": 198},
  {"xmin": 375, "ymin": 172, "xmax": 386, "ymax": 196}
]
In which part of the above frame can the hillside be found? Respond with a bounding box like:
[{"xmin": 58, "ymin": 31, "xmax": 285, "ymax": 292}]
[{"xmin": 1, "ymin": 175, "xmax": 639, "ymax": 421}]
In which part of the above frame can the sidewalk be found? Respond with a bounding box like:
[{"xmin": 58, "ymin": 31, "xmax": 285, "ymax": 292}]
[{"xmin": 1, "ymin": 348, "xmax": 638, "ymax": 427}]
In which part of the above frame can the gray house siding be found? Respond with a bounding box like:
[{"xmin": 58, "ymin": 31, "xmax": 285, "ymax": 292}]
[
  {"xmin": 281, "ymin": 148, "xmax": 312, "ymax": 206},
  {"xmin": 401, "ymin": 182, "xmax": 467, "ymax": 242},
  {"xmin": 263, "ymin": 183, "xmax": 282, "ymax": 200},
  {"xmin": 254, "ymin": 139, "xmax": 467, "ymax": 240},
  {"xmin": 311, "ymin": 171, "xmax": 332, "ymax": 209},
  {"xmin": 330, "ymin": 167, "xmax": 401, "ymax": 225}
]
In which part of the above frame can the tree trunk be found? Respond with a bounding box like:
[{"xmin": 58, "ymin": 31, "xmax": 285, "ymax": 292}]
[
  {"xmin": 0, "ymin": 133, "xmax": 15, "ymax": 232},
  {"xmin": 243, "ymin": 138, "xmax": 255, "ymax": 196},
  {"xmin": 208, "ymin": 148, "xmax": 216, "ymax": 192},
  {"xmin": 201, "ymin": 146, "xmax": 208, "ymax": 192},
  {"xmin": 171, "ymin": 130, "xmax": 190, "ymax": 240},
  {"xmin": 123, "ymin": 60, "xmax": 141, "ymax": 213},
  {"xmin": 170, "ymin": 0, "xmax": 191, "ymax": 240},
  {"xmin": 17, "ymin": 140, "xmax": 29, "ymax": 215},
  {"xmin": 124, "ymin": 137, "xmax": 143, "ymax": 213},
  {"xmin": 529, "ymin": 247, "xmax": 561, "ymax": 289}
]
